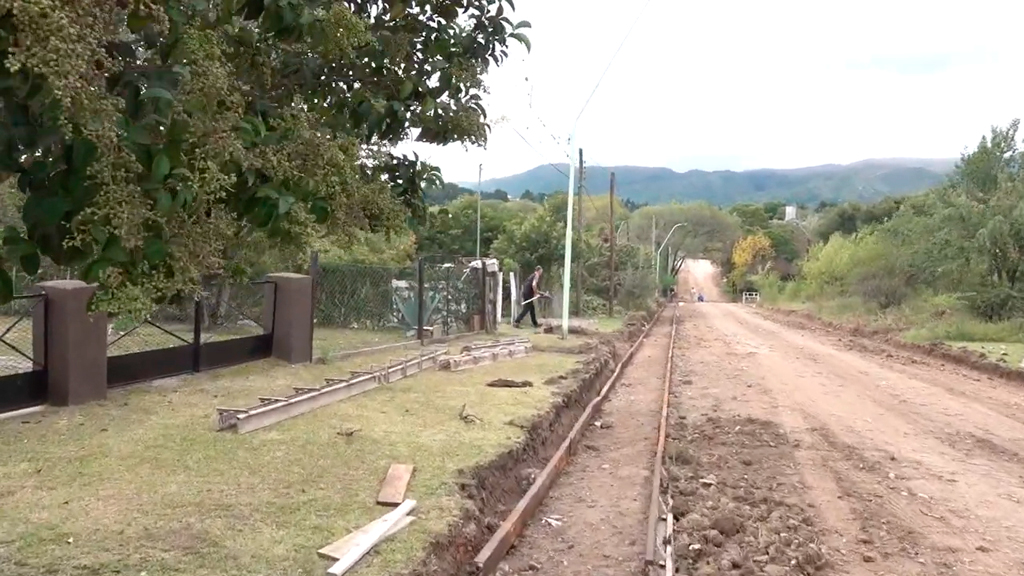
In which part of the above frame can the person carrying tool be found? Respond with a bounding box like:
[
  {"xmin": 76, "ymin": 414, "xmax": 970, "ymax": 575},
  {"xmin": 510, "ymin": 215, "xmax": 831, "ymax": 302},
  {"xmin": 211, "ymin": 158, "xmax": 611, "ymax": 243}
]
[{"xmin": 514, "ymin": 265, "xmax": 546, "ymax": 329}]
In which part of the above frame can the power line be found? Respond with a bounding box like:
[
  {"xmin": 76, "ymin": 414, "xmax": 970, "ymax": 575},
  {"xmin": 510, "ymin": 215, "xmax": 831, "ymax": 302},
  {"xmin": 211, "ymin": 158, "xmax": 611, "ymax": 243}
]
[
  {"xmin": 574, "ymin": 0, "xmax": 655, "ymax": 126},
  {"xmin": 508, "ymin": 124, "xmax": 570, "ymax": 179}
]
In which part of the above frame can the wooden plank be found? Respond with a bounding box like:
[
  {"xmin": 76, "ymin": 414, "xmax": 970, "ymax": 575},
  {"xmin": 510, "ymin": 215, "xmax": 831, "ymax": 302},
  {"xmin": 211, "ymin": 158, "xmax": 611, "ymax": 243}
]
[
  {"xmin": 472, "ymin": 306, "xmax": 664, "ymax": 575},
  {"xmin": 317, "ymin": 515, "xmax": 416, "ymax": 560},
  {"xmin": 326, "ymin": 499, "xmax": 416, "ymax": 575},
  {"xmin": 645, "ymin": 307, "xmax": 677, "ymax": 566},
  {"xmin": 376, "ymin": 464, "xmax": 415, "ymax": 506}
]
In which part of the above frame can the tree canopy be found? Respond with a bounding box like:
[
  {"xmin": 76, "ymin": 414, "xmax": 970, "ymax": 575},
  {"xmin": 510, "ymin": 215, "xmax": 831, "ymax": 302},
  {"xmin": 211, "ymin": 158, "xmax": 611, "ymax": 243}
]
[{"xmin": 0, "ymin": 0, "xmax": 529, "ymax": 311}]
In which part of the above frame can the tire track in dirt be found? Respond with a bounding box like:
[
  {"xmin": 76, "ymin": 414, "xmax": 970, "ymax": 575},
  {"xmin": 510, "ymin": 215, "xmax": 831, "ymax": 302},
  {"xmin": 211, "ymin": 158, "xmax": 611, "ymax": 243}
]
[
  {"xmin": 676, "ymin": 302, "xmax": 1024, "ymax": 575},
  {"xmin": 497, "ymin": 311, "xmax": 673, "ymax": 576}
]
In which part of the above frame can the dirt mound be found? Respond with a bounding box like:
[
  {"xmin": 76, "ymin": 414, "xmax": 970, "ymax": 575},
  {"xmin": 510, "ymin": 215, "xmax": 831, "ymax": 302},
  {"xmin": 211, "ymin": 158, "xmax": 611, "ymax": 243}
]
[
  {"xmin": 399, "ymin": 306, "xmax": 660, "ymax": 576},
  {"xmin": 667, "ymin": 415, "xmax": 830, "ymax": 576}
]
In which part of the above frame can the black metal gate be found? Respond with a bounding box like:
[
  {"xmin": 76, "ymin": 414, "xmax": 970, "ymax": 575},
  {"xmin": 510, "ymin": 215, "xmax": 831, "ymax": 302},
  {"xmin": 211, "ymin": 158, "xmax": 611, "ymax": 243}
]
[
  {"xmin": 107, "ymin": 281, "xmax": 275, "ymax": 388},
  {"xmin": 0, "ymin": 294, "xmax": 46, "ymax": 413}
]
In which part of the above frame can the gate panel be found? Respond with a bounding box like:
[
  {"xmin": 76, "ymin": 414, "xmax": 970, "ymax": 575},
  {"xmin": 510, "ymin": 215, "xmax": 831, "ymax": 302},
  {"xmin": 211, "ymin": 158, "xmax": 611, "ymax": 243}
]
[{"xmin": 0, "ymin": 294, "xmax": 46, "ymax": 412}]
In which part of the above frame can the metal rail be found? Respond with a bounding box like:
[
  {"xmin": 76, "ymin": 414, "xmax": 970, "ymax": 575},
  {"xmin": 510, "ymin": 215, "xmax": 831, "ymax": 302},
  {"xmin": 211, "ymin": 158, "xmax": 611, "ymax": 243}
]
[
  {"xmin": 472, "ymin": 305, "xmax": 668, "ymax": 575},
  {"xmin": 216, "ymin": 348, "xmax": 446, "ymax": 434}
]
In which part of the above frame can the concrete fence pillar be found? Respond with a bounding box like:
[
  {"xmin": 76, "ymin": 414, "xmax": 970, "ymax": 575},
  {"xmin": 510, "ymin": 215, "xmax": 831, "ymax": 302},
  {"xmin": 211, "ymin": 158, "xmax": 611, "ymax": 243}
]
[
  {"xmin": 264, "ymin": 273, "xmax": 313, "ymax": 364},
  {"xmin": 34, "ymin": 280, "xmax": 108, "ymax": 406}
]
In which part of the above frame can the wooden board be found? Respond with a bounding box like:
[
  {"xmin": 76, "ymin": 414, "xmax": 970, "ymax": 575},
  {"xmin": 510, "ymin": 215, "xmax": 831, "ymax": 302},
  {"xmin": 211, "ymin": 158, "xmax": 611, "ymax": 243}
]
[
  {"xmin": 376, "ymin": 464, "xmax": 415, "ymax": 506},
  {"xmin": 317, "ymin": 515, "xmax": 416, "ymax": 560},
  {"xmin": 327, "ymin": 499, "xmax": 416, "ymax": 575}
]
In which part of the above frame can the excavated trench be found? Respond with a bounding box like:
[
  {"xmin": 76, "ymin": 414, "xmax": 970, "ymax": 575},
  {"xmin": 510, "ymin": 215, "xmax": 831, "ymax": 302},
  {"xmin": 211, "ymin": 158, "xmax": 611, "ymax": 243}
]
[{"xmin": 399, "ymin": 308, "xmax": 658, "ymax": 576}]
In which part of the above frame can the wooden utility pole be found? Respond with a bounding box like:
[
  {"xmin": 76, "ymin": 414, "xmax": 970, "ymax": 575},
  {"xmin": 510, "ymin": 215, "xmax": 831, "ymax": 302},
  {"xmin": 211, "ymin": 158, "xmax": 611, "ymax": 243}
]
[
  {"xmin": 608, "ymin": 171, "xmax": 616, "ymax": 316},
  {"xmin": 574, "ymin": 148, "xmax": 584, "ymax": 317}
]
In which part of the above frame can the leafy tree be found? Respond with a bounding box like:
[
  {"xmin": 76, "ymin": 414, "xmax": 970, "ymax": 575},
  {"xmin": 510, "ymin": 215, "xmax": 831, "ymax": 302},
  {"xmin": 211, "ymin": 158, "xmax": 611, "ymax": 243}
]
[
  {"xmin": 0, "ymin": 0, "xmax": 530, "ymax": 309},
  {"xmin": 732, "ymin": 233, "xmax": 775, "ymax": 274}
]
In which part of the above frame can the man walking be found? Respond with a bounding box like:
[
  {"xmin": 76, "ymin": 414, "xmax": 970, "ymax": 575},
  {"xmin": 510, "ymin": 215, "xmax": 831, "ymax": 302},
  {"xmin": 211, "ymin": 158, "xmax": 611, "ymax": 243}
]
[{"xmin": 513, "ymin": 265, "xmax": 543, "ymax": 329}]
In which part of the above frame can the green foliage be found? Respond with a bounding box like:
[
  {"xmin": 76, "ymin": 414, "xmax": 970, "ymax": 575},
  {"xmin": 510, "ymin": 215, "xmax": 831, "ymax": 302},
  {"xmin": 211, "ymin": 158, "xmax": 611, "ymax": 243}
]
[
  {"xmin": 474, "ymin": 160, "xmax": 952, "ymax": 206},
  {"xmin": 0, "ymin": 0, "xmax": 529, "ymax": 309},
  {"xmin": 766, "ymin": 119, "xmax": 1024, "ymax": 331}
]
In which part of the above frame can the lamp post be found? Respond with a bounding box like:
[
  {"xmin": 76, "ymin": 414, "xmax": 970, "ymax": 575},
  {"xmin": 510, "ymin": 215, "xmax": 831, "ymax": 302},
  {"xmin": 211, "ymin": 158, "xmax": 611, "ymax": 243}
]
[{"xmin": 655, "ymin": 223, "xmax": 685, "ymax": 290}]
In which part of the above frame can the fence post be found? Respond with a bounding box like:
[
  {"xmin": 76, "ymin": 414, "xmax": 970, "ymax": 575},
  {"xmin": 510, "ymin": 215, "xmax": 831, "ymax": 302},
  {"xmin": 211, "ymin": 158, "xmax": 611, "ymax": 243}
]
[
  {"xmin": 416, "ymin": 258, "xmax": 425, "ymax": 343},
  {"xmin": 265, "ymin": 273, "xmax": 313, "ymax": 364},
  {"xmin": 35, "ymin": 280, "xmax": 107, "ymax": 406},
  {"xmin": 308, "ymin": 250, "xmax": 319, "ymax": 355},
  {"xmin": 479, "ymin": 260, "xmax": 487, "ymax": 333},
  {"xmin": 192, "ymin": 297, "xmax": 202, "ymax": 372}
]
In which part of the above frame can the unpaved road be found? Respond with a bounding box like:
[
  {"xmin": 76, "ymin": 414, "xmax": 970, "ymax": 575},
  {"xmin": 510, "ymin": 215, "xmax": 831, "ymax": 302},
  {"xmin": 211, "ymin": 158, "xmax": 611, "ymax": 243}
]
[
  {"xmin": 497, "ymin": 302, "xmax": 1024, "ymax": 576},
  {"xmin": 499, "ymin": 312, "xmax": 673, "ymax": 576},
  {"xmin": 675, "ymin": 303, "xmax": 1024, "ymax": 575}
]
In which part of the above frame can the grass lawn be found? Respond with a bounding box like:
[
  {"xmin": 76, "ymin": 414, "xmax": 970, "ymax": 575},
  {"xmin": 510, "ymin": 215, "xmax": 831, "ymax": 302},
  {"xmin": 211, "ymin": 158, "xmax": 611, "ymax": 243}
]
[
  {"xmin": 946, "ymin": 341, "xmax": 1024, "ymax": 367},
  {"xmin": 0, "ymin": 338, "xmax": 583, "ymax": 576},
  {"xmin": 313, "ymin": 326, "xmax": 413, "ymax": 357}
]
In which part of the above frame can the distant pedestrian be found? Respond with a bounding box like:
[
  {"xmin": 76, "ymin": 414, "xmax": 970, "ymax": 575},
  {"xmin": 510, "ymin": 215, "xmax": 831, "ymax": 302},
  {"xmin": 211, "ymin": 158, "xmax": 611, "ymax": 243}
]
[
  {"xmin": 690, "ymin": 286, "xmax": 697, "ymax": 302},
  {"xmin": 514, "ymin": 266, "xmax": 543, "ymax": 329}
]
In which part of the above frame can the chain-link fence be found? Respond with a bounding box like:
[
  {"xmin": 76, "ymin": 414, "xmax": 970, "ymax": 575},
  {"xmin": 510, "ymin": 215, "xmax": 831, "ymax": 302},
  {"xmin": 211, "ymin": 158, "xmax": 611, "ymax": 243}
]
[
  {"xmin": 311, "ymin": 261, "xmax": 418, "ymax": 357},
  {"xmin": 310, "ymin": 256, "xmax": 486, "ymax": 357},
  {"xmin": 421, "ymin": 257, "xmax": 483, "ymax": 336}
]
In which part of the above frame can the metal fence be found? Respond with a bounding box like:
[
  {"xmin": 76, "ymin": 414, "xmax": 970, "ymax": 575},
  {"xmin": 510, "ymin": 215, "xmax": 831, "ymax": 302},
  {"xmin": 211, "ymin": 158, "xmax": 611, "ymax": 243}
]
[
  {"xmin": 107, "ymin": 281, "xmax": 274, "ymax": 387},
  {"xmin": 0, "ymin": 294, "xmax": 43, "ymax": 376},
  {"xmin": 309, "ymin": 255, "xmax": 485, "ymax": 357}
]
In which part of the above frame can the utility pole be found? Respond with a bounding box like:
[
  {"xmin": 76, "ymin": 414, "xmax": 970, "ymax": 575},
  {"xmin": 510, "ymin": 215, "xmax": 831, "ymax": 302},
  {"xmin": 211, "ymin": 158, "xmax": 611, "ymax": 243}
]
[
  {"xmin": 574, "ymin": 148, "xmax": 584, "ymax": 317},
  {"xmin": 475, "ymin": 163, "xmax": 483, "ymax": 259},
  {"xmin": 608, "ymin": 171, "xmax": 616, "ymax": 317},
  {"xmin": 651, "ymin": 216, "xmax": 656, "ymax": 266}
]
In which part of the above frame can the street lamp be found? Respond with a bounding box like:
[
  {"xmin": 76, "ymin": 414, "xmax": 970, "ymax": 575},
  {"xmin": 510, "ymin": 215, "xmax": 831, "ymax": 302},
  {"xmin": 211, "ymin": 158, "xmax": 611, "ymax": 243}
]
[{"xmin": 655, "ymin": 223, "xmax": 685, "ymax": 288}]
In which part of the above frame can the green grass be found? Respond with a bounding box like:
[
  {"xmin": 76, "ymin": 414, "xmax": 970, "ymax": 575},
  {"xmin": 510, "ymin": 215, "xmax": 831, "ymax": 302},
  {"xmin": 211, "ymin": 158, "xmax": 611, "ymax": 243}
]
[
  {"xmin": 946, "ymin": 341, "xmax": 1024, "ymax": 367},
  {"xmin": 0, "ymin": 340, "xmax": 584, "ymax": 576}
]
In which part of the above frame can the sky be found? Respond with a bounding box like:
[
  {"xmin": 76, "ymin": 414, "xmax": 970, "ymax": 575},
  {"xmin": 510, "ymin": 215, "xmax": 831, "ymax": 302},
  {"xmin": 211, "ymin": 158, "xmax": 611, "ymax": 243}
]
[{"xmin": 400, "ymin": 0, "xmax": 1024, "ymax": 184}]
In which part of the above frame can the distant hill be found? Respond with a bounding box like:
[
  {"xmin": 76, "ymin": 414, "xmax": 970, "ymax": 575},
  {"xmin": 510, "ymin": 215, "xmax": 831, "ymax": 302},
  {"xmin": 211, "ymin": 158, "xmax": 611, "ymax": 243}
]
[{"xmin": 462, "ymin": 158, "xmax": 957, "ymax": 205}]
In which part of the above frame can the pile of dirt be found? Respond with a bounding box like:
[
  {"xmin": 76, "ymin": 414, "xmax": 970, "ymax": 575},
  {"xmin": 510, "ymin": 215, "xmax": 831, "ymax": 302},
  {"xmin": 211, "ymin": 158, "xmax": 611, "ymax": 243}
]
[
  {"xmin": 762, "ymin": 308, "xmax": 1024, "ymax": 385},
  {"xmin": 667, "ymin": 415, "xmax": 830, "ymax": 576},
  {"xmin": 400, "ymin": 306, "xmax": 660, "ymax": 576}
]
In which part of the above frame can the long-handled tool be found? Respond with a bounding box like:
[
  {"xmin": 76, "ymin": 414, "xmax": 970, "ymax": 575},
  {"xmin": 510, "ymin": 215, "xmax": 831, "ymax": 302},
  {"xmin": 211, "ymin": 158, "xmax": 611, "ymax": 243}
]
[{"xmin": 520, "ymin": 292, "xmax": 552, "ymax": 306}]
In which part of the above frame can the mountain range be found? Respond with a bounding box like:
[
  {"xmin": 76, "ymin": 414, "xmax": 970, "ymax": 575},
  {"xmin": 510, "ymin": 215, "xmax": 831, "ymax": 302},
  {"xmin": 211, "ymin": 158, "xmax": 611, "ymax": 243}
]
[{"xmin": 462, "ymin": 158, "xmax": 958, "ymax": 205}]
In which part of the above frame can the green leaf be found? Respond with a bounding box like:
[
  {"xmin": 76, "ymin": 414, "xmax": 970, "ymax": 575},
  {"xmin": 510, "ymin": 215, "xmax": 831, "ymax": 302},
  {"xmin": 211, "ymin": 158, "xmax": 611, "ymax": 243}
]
[
  {"xmin": 155, "ymin": 190, "xmax": 173, "ymax": 214},
  {"xmin": 89, "ymin": 225, "xmax": 108, "ymax": 244},
  {"xmin": 390, "ymin": 1, "xmax": 406, "ymax": 19},
  {"xmin": 82, "ymin": 259, "xmax": 110, "ymax": 283},
  {"xmin": 71, "ymin": 138, "xmax": 98, "ymax": 169},
  {"xmin": 127, "ymin": 124, "xmax": 154, "ymax": 145},
  {"xmin": 399, "ymin": 80, "xmax": 414, "ymax": 100},
  {"xmin": 0, "ymin": 268, "xmax": 12, "ymax": 304},
  {"xmin": 513, "ymin": 20, "xmax": 531, "ymax": 30},
  {"xmin": 127, "ymin": 11, "xmax": 151, "ymax": 33},
  {"xmin": 278, "ymin": 195, "xmax": 295, "ymax": 214},
  {"xmin": 509, "ymin": 32, "xmax": 531, "ymax": 52},
  {"xmin": 151, "ymin": 153, "xmax": 171, "ymax": 182},
  {"xmin": 256, "ymin": 185, "xmax": 279, "ymax": 199},
  {"xmin": 101, "ymin": 239, "xmax": 131, "ymax": 263},
  {"xmin": 19, "ymin": 251, "xmax": 40, "ymax": 276},
  {"xmin": 143, "ymin": 237, "xmax": 168, "ymax": 263},
  {"xmin": 140, "ymin": 87, "xmax": 175, "ymax": 101}
]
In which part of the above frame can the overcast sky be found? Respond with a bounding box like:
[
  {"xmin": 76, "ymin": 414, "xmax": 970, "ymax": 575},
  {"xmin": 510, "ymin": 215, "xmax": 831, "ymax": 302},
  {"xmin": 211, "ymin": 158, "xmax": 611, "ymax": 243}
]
[{"xmin": 401, "ymin": 0, "xmax": 1024, "ymax": 184}]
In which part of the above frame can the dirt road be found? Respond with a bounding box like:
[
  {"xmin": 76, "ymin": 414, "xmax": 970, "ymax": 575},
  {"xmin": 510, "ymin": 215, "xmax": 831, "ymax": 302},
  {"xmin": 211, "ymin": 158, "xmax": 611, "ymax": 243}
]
[
  {"xmin": 498, "ymin": 312, "xmax": 673, "ymax": 576},
  {"xmin": 674, "ymin": 303, "xmax": 1024, "ymax": 575}
]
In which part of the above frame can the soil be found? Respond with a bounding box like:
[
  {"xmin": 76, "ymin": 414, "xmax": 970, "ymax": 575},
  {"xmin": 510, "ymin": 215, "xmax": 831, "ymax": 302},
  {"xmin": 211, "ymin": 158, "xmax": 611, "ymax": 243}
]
[
  {"xmin": 496, "ymin": 310, "xmax": 675, "ymax": 576},
  {"xmin": 399, "ymin": 308, "xmax": 657, "ymax": 576},
  {"xmin": 761, "ymin": 307, "xmax": 1024, "ymax": 385},
  {"xmin": 676, "ymin": 302, "xmax": 1024, "ymax": 575},
  {"xmin": 667, "ymin": 415, "xmax": 829, "ymax": 576}
]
